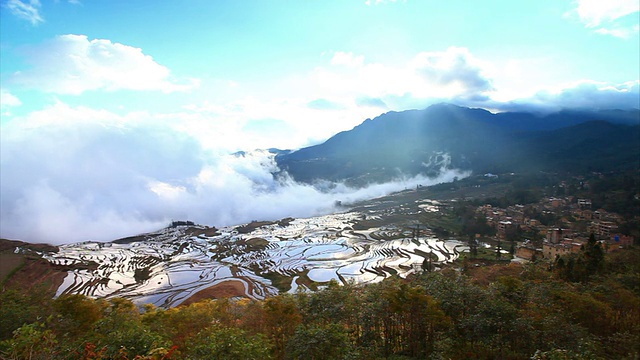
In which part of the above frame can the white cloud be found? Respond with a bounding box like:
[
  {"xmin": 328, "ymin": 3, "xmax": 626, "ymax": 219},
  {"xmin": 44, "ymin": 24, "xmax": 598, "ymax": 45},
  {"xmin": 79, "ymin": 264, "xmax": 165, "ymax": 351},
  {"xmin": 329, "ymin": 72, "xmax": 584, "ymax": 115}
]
[
  {"xmin": 12, "ymin": 34, "xmax": 198, "ymax": 95},
  {"xmin": 330, "ymin": 51, "xmax": 364, "ymax": 67},
  {"xmin": 4, "ymin": 0, "xmax": 43, "ymax": 25},
  {"xmin": 316, "ymin": 48, "xmax": 637, "ymax": 112},
  {"xmin": 310, "ymin": 47, "xmax": 493, "ymax": 110},
  {"xmin": 568, "ymin": 0, "xmax": 639, "ymax": 37},
  {"xmin": 411, "ymin": 47, "xmax": 493, "ymax": 97},
  {"xmin": 0, "ymin": 89, "xmax": 22, "ymax": 114},
  {"xmin": 541, "ymin": 80, "xmax": 640, "ymax": 109},
  {"xmin": 180, "ymin": 94, "xmax": 387, "ymax": 150},
  {"xmin": 573, "ymin": 0, "xmax": 639, "ymax": 27},
  {"xmin": 493, "ymin": 80, "xmax": 640, "ymax": 112},
  {"xmin": 594, "ymin": 24, "xmax": 640, "ymax": 38},
  {"xmin": 483, "ymin": 57, "xmax": 558, "ymax": 101}
]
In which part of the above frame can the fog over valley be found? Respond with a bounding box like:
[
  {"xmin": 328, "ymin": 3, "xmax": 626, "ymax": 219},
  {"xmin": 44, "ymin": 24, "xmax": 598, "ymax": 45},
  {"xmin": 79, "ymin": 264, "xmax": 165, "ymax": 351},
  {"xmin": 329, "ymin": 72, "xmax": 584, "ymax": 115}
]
[{"xmin": 0, "ymin": 113, "xmax": 469, "ymax": 244}]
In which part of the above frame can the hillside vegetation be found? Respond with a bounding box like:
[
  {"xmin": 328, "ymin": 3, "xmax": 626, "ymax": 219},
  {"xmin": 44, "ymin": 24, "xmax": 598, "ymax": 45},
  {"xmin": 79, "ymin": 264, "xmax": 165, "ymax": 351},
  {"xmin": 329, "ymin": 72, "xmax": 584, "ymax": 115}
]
[{"xmin": 2, "ymin": 246, "xmax": 638, "ymax": 360}]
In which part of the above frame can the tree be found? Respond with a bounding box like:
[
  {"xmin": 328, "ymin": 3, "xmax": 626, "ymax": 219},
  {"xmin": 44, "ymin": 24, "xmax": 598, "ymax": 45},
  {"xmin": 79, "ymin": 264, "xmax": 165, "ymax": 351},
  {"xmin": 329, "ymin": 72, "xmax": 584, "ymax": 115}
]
[
  {"xmin": 467, "ymin": 236, "xmax": 478, "ymax": 258},
  {"xmin": 52, "ymin": 294, "xmax": 106, "ymax": 338},
  {"xmin": 86, "ymin": 298, "xmax": 168, "ymax": 359},
  {"xmin": 286, "ymin": 323, "xmax": 354, "ymax": 360},
  {"xmin": 142, "ymin": 300, "xmax": 219, "ymax": 350},
  {"xmin": 186, "ymin": 325, "xmax": 272, "ymax": 360},
  {"xmin": 299, "ymin": 280, "xmax": 357, "ymax": 326},
  {"xmin": 584, "ymin": 233, "xmax": 604, "ymax": 277},
  {"xmin": 379, "ymin": 282, "xmax": 450, "ymax": 357},
  {"xmin": 264, "ymin": 295, "xmax": 302, "ymax": 359},
  {"xmin": 555, "ymin": 233, "xmax": 605, "ymax": 282},
  {"xmin": 0, "ymin": 287, "xmax": 52, "ymax": 341},
  {"xmin": 0, "ymin": 322, "xmax": 58, "ymax": 360}
]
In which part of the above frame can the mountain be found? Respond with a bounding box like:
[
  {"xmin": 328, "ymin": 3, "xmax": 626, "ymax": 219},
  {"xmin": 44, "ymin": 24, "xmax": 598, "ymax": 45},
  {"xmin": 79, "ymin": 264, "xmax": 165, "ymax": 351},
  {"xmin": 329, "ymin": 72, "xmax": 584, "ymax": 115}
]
[{"xmin": 276, "ymin": 104, "xmax": 640, "ymax": 184}]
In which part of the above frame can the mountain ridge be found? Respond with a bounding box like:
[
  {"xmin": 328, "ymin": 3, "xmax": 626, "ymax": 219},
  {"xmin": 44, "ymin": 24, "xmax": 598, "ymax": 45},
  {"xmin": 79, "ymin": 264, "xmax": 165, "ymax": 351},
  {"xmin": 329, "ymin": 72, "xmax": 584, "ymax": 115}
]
[{"xmin": 276, "ymin": 104, "xmax": 640, "ymax": 185}]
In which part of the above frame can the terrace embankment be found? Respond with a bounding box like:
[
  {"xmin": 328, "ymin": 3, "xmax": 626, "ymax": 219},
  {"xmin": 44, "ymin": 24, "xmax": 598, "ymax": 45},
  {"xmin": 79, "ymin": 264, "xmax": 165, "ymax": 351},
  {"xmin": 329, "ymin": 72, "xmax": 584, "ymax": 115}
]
[
  {"xmin": 1, "ymin": 239, "xmax": 66, "ymax": 295},
  {"xmin": 180, "ymin": 279, "xmax": 249, "ymax": 306}
]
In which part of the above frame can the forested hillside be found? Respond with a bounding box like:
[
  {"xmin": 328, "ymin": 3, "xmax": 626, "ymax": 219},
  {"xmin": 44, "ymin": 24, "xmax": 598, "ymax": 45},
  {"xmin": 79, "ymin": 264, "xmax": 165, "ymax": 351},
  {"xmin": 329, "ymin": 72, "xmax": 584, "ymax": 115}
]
[{"xmin": 2, "ymin": 247, "xmax": 638, "ymax": 359}]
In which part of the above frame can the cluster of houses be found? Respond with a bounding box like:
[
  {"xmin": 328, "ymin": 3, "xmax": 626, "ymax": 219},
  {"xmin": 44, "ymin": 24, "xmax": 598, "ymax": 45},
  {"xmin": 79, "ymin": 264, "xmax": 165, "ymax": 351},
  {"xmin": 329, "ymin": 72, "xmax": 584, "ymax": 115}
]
[{"xmin": 475, "ymin": 196, "xmax": 634, "ymax": 261}]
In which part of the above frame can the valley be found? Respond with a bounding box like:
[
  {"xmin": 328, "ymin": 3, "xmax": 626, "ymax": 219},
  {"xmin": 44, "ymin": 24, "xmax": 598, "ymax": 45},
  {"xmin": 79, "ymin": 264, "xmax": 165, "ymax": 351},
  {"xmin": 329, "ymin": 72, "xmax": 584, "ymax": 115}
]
[{"xmin": 38, "ymin": 201, "xmax": 465, "ymax": 308}]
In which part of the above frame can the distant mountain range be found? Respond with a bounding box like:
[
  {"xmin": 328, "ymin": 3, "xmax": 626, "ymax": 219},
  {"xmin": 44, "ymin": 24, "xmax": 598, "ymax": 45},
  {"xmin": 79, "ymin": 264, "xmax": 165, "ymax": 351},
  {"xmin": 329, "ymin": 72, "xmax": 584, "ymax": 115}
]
[{"xmin": 276, "ymin": 104, "xmax": 640, "ymax": 185}]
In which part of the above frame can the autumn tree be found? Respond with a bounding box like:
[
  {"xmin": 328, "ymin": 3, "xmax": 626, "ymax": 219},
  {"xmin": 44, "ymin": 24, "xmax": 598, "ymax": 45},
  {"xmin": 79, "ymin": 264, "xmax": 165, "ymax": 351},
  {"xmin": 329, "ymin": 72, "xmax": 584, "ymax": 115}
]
[
  {"xmin": 286, "ymin": 323, "xmax": 354, "ymax": 360},
  {"xmin": 185, "ymin": 324, "xmax": 272, "ymax": 360},
  {"xmin": 85, "ymin": 298, "xmax": 168, "ymax": 359},
  {"xmin": 263, "ymin": 294, "xmax": 302, "ymax": 359},
  {"xmin": 52, "ymin": 294, "xmax": 106, "ymax": 339}
]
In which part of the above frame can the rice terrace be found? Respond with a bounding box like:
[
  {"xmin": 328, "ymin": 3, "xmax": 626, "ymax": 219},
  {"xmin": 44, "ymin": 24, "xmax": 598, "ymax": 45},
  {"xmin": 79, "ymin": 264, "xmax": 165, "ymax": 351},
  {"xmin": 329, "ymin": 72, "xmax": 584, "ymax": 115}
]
[{"xmin": 38, "ymin": 196, "xmax": 466, "ymax": 308}]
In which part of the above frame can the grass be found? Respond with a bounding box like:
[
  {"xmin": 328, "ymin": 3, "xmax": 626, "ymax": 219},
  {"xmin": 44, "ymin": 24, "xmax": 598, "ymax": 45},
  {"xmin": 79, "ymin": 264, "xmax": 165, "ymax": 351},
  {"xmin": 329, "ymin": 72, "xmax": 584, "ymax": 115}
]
[{"xmin": 0, "ymin": 253, "xmax": 26, "ymax": 286}]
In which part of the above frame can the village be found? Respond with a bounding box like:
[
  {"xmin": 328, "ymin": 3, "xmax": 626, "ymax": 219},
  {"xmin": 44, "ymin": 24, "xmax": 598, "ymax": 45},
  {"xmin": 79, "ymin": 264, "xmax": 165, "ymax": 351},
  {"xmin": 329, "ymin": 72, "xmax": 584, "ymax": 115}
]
[{"xmin": 473, "ymin": 193, "xmax": 636, "ymax": 262}]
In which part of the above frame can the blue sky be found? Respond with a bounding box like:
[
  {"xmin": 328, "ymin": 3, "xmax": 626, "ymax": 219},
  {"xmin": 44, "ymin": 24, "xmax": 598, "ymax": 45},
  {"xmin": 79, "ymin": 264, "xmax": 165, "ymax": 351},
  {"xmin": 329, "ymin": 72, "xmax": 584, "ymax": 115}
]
[
  {"xmin": 0, "ymin": 0, "xmax": 639, "ymax": 243},
  {"xmin": 2, "ymin": 0, "xmax": 639, "ymax": 146}
]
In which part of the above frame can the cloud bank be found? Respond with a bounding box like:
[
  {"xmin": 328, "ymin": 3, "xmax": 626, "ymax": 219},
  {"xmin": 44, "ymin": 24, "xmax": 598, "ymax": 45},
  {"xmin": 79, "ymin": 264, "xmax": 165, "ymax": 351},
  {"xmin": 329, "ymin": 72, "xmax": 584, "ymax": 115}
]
[
  {"xmin": 488, "ymin": 80, "xmax": 640, "ymax": 113},
  {"xmin": 311, "ymin": 48, "xmax": 638, "ymax": 114},
  {"xmin": 310, "ymin": 47, "xmax": 494, "ymax": 111},
  {"xmin": 0, "ymin": 103, "xmax": 467, "ymax": 245}
]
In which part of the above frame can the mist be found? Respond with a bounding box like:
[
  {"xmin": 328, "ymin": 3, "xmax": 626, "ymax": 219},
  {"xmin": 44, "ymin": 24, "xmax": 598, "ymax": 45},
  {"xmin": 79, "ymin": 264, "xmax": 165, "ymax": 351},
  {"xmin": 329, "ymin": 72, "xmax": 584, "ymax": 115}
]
[{"xmin": 0, "ymin": 113, "xmax": 468, "ymax": 245}]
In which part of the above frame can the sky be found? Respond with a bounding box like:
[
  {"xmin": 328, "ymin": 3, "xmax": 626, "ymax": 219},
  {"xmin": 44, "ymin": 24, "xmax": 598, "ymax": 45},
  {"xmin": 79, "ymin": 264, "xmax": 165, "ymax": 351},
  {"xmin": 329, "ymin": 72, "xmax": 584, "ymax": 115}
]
[{"xmin": 0, "ymin": 0, "xmax": 639, "ymax": 244}]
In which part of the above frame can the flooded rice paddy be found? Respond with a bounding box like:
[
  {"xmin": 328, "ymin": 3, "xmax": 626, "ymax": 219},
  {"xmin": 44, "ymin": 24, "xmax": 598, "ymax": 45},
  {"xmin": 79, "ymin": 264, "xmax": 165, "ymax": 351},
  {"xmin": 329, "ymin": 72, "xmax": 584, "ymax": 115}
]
[{"xmin": 45, "ymin": 205, "xmax": 467, "ymax": 308}]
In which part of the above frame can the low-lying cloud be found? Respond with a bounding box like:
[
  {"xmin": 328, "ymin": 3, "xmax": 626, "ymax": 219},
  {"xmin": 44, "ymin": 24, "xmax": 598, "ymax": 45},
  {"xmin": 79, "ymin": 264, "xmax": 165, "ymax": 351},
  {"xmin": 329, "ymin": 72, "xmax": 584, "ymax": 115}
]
[
  {"xmin": 0, "ymin": 107, "xmax": 467, "ymax": 245},
  {"xmin": 486, "ymin": 80, "xmax": 640, "ymax": 113}
]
